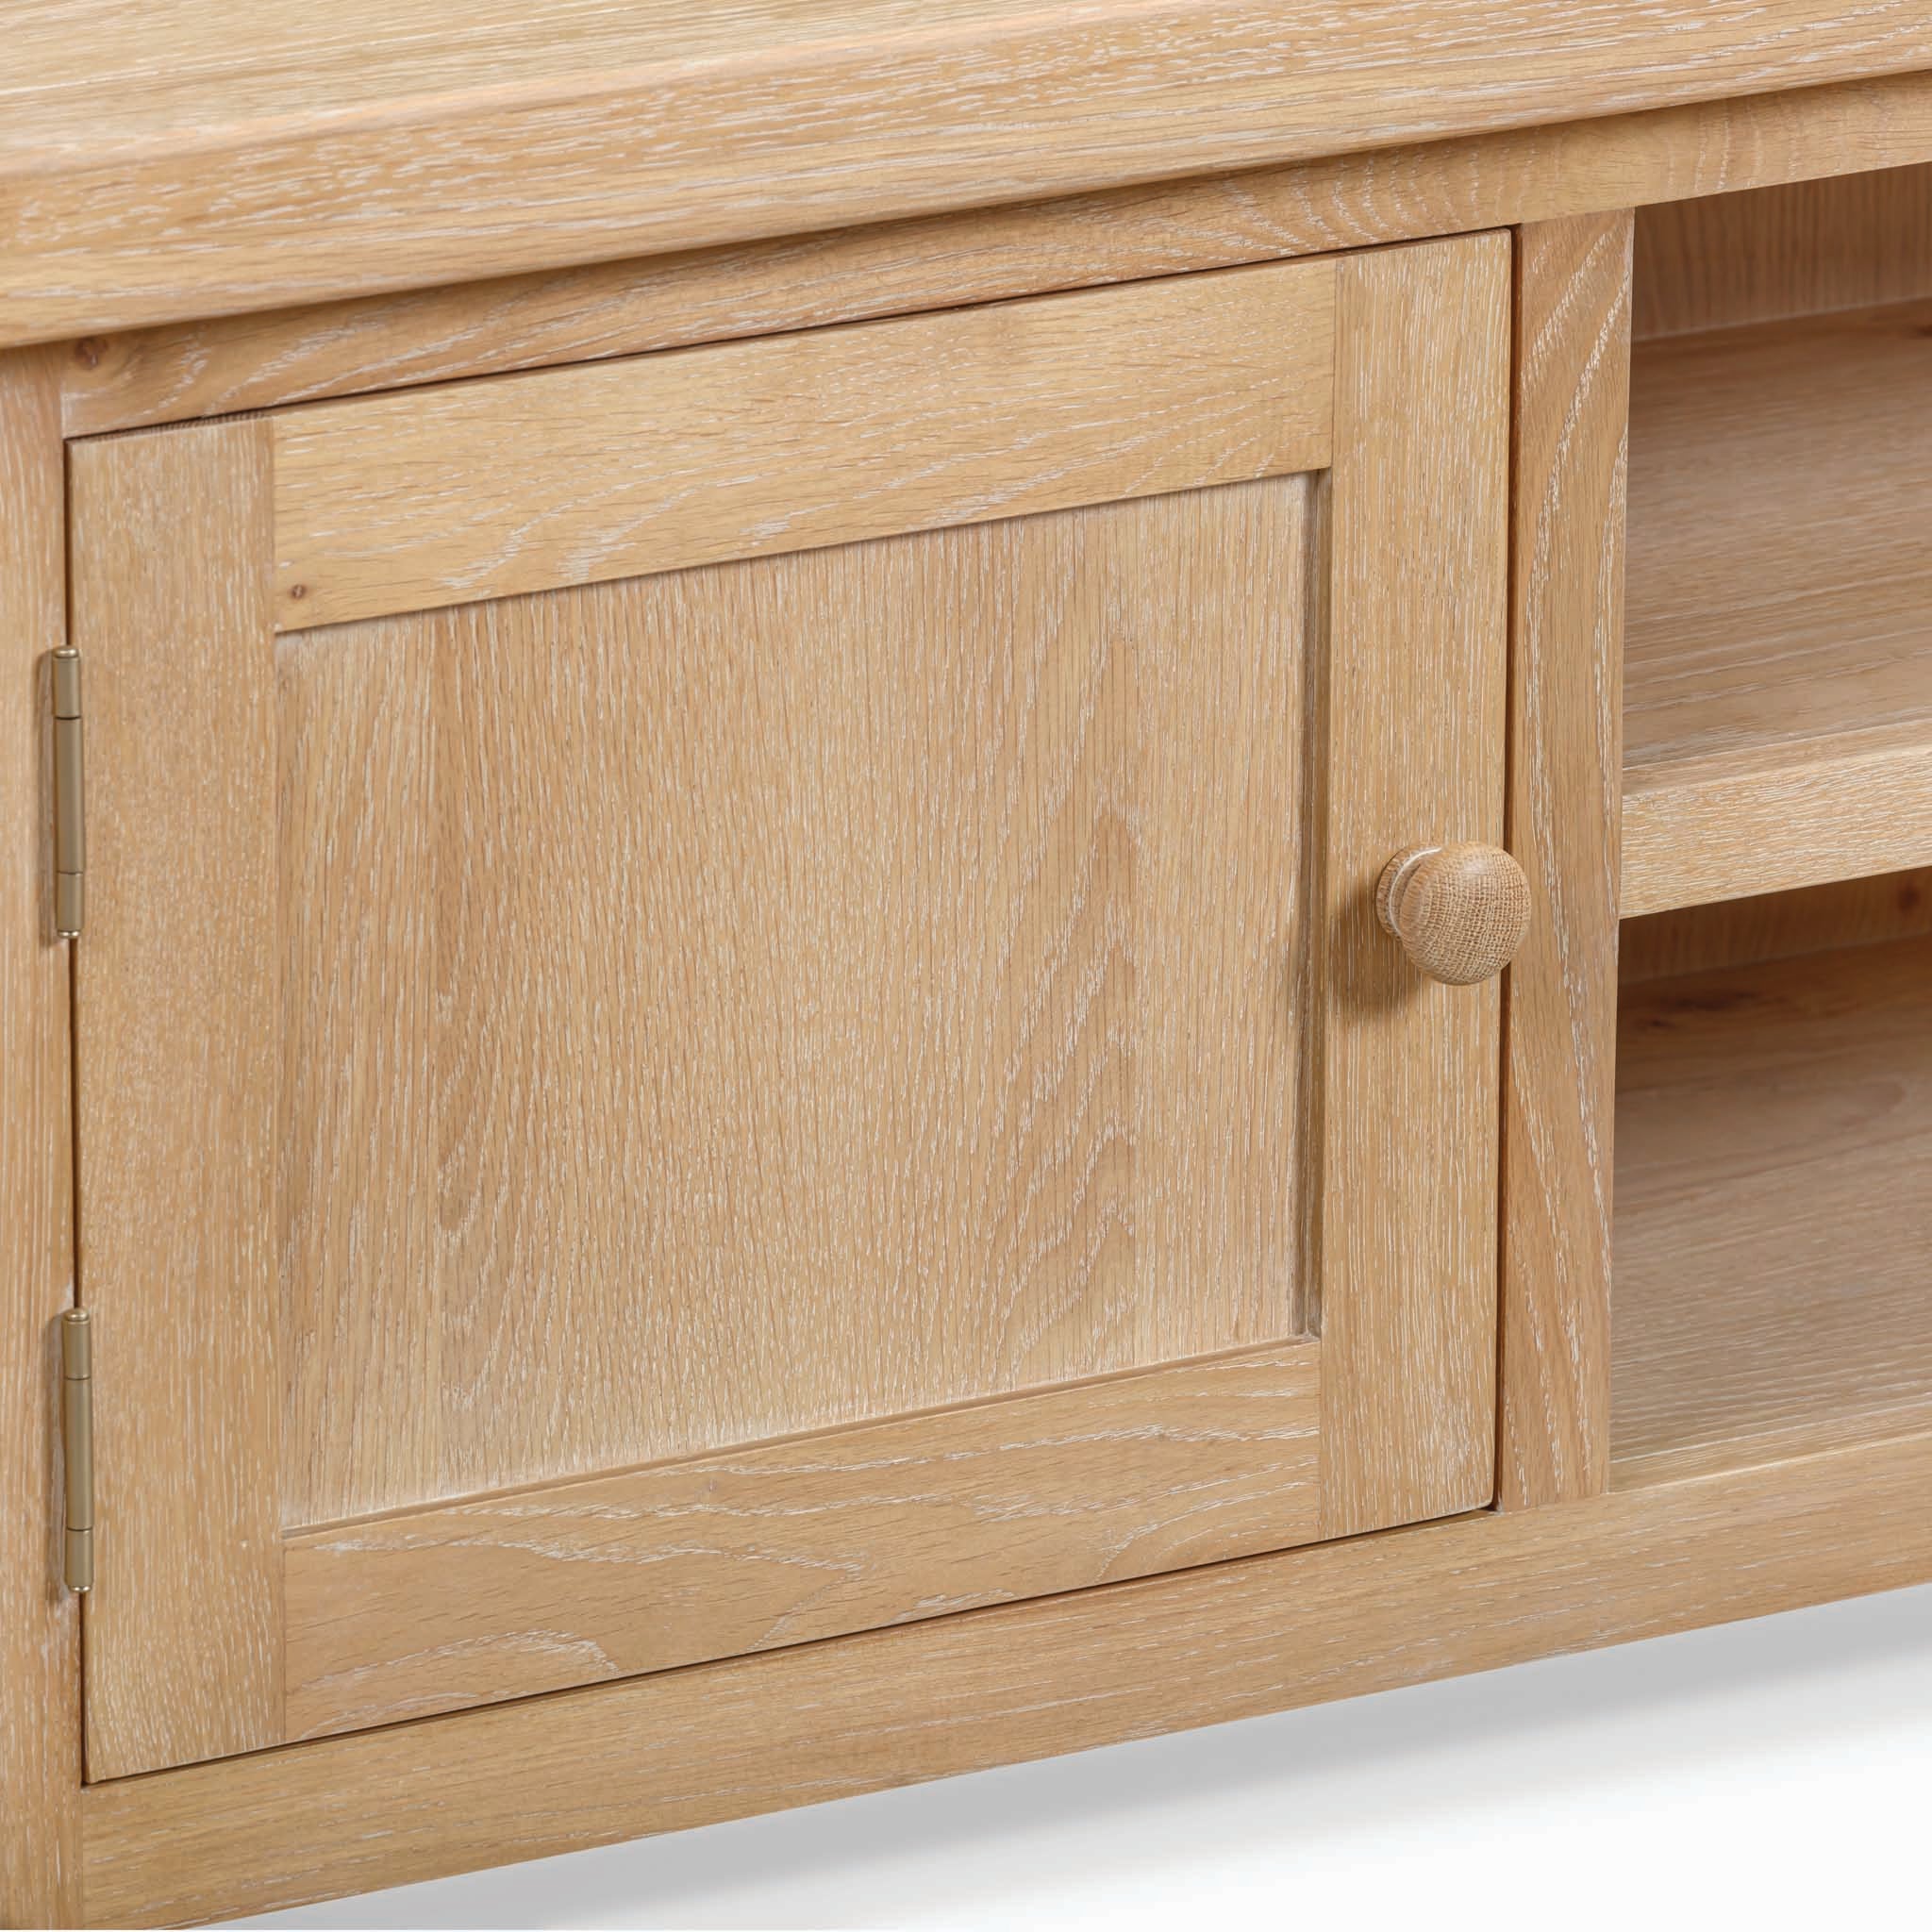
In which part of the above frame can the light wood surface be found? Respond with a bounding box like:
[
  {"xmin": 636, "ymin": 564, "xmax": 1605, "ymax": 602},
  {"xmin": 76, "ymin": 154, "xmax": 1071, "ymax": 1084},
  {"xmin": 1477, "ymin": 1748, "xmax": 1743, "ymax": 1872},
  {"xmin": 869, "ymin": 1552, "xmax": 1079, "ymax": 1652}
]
[
  {"xmin": 1614, "ymin": 934, "xmax": 1932, "ymax": 1468},
  {"xmin": 1624, "ymin": 298, "xmax": 1932, "ymax": 912},
  {"xmin": 50, "ymin": 71, "xmax": 1932, "ymax": 440},
  {"xmin": 1624, "ymin": 734, "xmax": 1932, "ymax": 915},
  {"xmin": 1610, "ymin": 1399, "xmax": 1932, "ymax": 1491},
  {"xmin": 271, "ymin": 260, "xmax": 1335, "ymax": 628},
  {"xmin": 81, "ymin": 1427, "xmax": 1932, "ymax": 1927},
  {"xmin": 1375, "ymin": 843, "xmax": 1531, "ymax": 987},
  {"xmin": 280, "ymin": 480, "xmax": 1317, "ymax": 1524},
  {"xmin": 276, "ymin": 613, "xmax": 435, "ymax": 1528},
  {"xmin": 283, "ymin": 1341, "xmax": 1322, "ymax": 1740},
  {"xmin": 1626, "ymin": 300, "xmax": 1932, "ymax": 771},
  {"xmin": 74, "ymin": 237, "xmax": 1510, "ymax": 1763},
  {"xmin": 1635, "ymin": 161, "xmax": 1932, "ymax": 337},
  {"xmin": 1498, "ymin": 213, "xmax": 1631, "ymax": 1510},
  {"xmin": 1316, "ymin": 235, "xmax": 1507, "ymax": 1537},
  {"xmin": 1620, "ymin": 868, "xmax": 1932, "ymax": 982},
  {"xmin": 0, "ymin": 349, "xmax": 82, "ymax": 1929},
  {"xmin": 9, "ymin": 3, "xmax": 1932, "ymax": 349},
  {"xmin": 8, "ymin": 13, "xmax": 1932, "ymax": 1921},
  {"xmin": 67, "ymin": 424, "xmax": 285, "ymax": 1782}
]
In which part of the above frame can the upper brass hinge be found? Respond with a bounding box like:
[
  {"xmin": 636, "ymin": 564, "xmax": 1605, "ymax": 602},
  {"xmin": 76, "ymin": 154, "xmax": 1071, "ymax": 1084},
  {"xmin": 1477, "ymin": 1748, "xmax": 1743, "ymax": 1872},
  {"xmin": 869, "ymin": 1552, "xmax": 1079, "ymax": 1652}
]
[
  {"xmin": 61, "ymin": 1308, "xmax": 94, "ymax": 1593},
  {"xmin": 51, "ymin": 645, "xmax": 85, "ymax": 939}
]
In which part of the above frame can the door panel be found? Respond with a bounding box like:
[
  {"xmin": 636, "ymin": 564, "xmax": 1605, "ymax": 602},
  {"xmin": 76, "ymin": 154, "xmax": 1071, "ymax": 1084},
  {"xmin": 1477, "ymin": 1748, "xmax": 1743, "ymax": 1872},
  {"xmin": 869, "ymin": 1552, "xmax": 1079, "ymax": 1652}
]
[
  {"xmin": 280, "ymin": 479, "xmax": 1316, "ymax": 1524},
  {"xmin": 71, "ymin": 238, "xmax": 1509, "ymax": 1778}
]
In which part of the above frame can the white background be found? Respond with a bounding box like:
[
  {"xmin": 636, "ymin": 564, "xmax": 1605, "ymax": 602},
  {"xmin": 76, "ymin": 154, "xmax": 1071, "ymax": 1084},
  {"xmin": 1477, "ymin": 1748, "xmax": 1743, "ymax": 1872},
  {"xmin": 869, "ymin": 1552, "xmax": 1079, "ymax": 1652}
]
[{"xmin": 242, "ymin": 1579, "xmax": 1932, "ymax": 1930}]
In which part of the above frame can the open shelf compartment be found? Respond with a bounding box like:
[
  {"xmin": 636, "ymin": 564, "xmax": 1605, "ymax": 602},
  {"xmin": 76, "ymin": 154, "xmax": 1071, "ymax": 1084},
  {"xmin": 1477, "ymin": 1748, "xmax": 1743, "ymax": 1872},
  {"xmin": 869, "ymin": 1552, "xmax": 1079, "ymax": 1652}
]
[
  {"xmin": 1612, "ymin": 875, "xmax": 1932, "ymax": 1482},
  {"xmin": 1622, "ymin": 170, "xmax": 1932, "ymax": 916}
]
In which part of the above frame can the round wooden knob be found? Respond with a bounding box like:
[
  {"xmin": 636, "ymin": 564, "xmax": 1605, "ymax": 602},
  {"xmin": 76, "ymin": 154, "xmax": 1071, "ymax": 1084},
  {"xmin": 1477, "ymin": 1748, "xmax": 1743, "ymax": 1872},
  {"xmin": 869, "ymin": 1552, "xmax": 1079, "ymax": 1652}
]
[{"xmin": 1375, "ymin": 843, "xmax": 1530, "ymax": 986}]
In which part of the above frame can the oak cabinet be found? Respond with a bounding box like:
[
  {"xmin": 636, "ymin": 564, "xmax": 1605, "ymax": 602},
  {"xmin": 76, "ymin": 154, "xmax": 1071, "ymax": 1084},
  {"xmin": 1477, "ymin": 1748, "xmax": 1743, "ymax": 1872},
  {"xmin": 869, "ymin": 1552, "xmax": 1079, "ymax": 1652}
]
[
  {"xmin": 68, "ymin": 234, "xmax": 1510, "ymax": 1777},
  {"xmin": 15, "ymin": 17, "xmax": 1932, "ymax": 1927}
]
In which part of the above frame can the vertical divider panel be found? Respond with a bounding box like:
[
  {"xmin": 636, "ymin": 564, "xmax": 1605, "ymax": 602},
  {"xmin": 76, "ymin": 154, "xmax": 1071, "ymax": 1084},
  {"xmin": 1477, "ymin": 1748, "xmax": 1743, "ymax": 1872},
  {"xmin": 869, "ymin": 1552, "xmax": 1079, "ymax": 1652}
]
[
  {"xmin": 0, "ymin": 345, "xmax": 83, "ymax": 1923},
  {"xmin": 1498, "ymin": 213, "xmax": 1632, "ymax": 1508},
  {"xmin": 69, "ymin": 421, "xmax": 284, "ymax": 1778},
  {"xmin": 1317, "ymin": 234, "xmax": 1511, "ymax": 1538}
]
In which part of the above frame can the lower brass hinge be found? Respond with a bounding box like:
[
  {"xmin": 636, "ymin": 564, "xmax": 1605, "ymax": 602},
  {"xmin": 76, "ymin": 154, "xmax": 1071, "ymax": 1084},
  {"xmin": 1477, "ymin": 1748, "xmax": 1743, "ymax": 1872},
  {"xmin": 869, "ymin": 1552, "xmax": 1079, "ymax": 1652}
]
[
  {"xmin": 62, "ymin": 1309, "xmax": 93, "ymax": 1593},
  {"xmin": 52, "ymin": 646, "xmax": 85, "ymax": 939}
]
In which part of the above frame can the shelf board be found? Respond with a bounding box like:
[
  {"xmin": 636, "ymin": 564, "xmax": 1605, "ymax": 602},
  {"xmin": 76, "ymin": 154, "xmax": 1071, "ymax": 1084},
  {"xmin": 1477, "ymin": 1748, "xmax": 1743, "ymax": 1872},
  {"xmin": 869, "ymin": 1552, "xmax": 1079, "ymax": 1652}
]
[
  {"xmin": 1623, "ymin": 299, "xmax": 1932, "ymax": 914},
  {"xmin": 1612, "ymin": 932, "xmax": 1932, "ymax": 1479}
]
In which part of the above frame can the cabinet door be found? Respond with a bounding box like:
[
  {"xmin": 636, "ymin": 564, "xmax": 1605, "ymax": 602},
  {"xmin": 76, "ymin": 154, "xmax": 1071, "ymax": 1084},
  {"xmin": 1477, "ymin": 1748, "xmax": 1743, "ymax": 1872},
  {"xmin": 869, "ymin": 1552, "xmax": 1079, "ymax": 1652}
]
[{"xmin": 71, "ymin": 235, "xmax": 1508, "ymax": 1777}]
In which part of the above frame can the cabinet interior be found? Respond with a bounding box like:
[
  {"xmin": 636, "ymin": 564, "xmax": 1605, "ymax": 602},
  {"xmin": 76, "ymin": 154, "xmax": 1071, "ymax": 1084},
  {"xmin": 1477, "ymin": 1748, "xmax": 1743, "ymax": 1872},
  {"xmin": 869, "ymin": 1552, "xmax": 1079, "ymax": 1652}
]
[
  {"xmin": 1624, "ymin": 163, "xmax": 1932, "ymax": 911},
  {"xmin": 1615, "ymin": 173, "xmax": 1932, "ymax": 1486},
  {"xmin": 1613, "ymin": 871, "xmax": 1932, "ymax": 1482}
]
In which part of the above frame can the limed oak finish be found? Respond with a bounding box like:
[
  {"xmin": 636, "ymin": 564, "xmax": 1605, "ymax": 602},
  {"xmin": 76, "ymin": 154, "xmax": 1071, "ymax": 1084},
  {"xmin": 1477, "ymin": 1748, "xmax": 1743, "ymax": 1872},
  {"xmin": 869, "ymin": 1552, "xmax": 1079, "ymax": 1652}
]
[
  {"xmin": 70, "ymin": 241, "xmax": 1508, "ymax": 1776},
  {"xmin": 7, "ymin": 11, "xmax": 1932, "ymax": 1929},
  {"xmin": 0, "ymin": 349, "xmax": 82, "ymax": 1930},
  {"xmin": 50, "ymin": 72, "xmax": 1932, "ymax": 441},
  {"xmin": 1615, "ymin": 934, "xmax": 1932, "ymax": 1473},
  {"xmin": 85, "ymin": 1427, "xmax": 1932, "ymax": 1929},
  {"xmin": 1623, "ymin": 295, "xmax": 1932, "ymax": 911},
  {"xmin": 8, "ymin": 1, "xmax": 1932, "ymax": 346},
  {"xmin": 1495, "ymin": 210, "xmax": 1630, "ymax": 1510}
]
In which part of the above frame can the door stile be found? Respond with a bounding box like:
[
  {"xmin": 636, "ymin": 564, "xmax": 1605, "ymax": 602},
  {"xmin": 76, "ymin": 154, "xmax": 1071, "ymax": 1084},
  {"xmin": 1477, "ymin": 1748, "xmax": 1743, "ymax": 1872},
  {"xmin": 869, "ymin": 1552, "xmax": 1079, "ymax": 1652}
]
[
  {"xmin": 0, "ymin": 343, "xmax": 84, "ymax": 1922},
  {"xmin": 1315, "ymin": 234, "xmax": 1512, "ymax": 1538},
  {"xmin": 68, "ymin": 420, "xmax": 285, "ymax": 1779}
]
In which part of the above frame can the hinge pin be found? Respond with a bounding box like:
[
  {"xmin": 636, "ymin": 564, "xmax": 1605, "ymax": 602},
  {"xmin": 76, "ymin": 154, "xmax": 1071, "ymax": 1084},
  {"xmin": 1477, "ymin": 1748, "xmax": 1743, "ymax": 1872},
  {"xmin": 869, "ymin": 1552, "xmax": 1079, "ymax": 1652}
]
[
  {"xmin": 52, "ymin": 646, "xmax": 85, "ymax": 939},
  {"xmin": 61, "ymin": 1308, "xmax": 93, "ymax": 1594}
]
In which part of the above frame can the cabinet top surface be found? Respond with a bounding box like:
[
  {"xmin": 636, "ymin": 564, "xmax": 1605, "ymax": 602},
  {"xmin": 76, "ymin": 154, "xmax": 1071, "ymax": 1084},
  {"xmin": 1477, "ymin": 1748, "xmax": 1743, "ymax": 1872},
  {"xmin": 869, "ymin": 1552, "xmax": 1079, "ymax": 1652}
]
[{"xmin": 2, "ymin": 0, "xmax": 1929, "ymax": 348}]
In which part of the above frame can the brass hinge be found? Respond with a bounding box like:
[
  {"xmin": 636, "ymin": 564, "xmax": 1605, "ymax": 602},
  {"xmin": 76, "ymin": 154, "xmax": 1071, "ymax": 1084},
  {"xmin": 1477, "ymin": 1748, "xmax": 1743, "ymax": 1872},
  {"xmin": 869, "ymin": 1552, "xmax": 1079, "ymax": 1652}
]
[
  {"xmin": 61, "ymin": 1309, "xmax": 93, "ymax": 1593},
  {"xmin": 52, "ymin": 646, "xmax": 85, "ymax": 939}
]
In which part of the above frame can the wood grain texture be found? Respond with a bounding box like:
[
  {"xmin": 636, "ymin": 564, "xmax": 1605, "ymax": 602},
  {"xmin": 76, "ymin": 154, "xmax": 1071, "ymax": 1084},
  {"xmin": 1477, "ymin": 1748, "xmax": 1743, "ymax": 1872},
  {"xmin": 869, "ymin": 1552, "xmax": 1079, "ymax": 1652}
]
[
  {"xmin": 82, "ymin": 1428, "xmax": 1932, "ymax": 1927},
  {"xmin": 47, "ymin": 72, "xmax": 1932, "ymax": 441},
  {"xmin": 1374, "ymin": 842, "xmax": 1531, "ymax": 987},
  {"xmin": 1624, "ymin": 298, "xmax": 1932, "ymax": 912},
  {"xmin": 67, "ymin": 424, "xmax": 284, "ymax": 1780},
  {"xmin": 1635, "ymin": 161, "xmax": 1932, "ymax": 338},
  {"xmin": 84, "ymin": 249, "xmax": 1518, "ymax": 1765},
  {"xmin": 1624, "ymin": 735, "xmax": 1932, "ymax": 915},
  {"xmin": 1316, "ymin": 234, "xmax": 1507, "ymax": 1536},
  {"xmin": 1626, "ymin": 301, "xmax": 1932, "ymax": 772},
  {"xmin": 1610, "ymin": 1399, "xmax": 1932, "ymax": 1491},
  {"xmin": 282, "ymin": 478, "xmax": 1314, "ymax": 1525},
  {"xmin": 277, "ymin": 622, "xmax": 436, "ymax": 1528},
  {"xmin": 0, "ymin": 349, "xmax": 81, "ymax": 1928},
  {"xmin": 46, "ymin": 70, "xmax": 1932, "ymax": 440},
  {"xmin": 1614, "ymin": 936, "xmax": 1932, "ymax": 1466},
  {"xmin": 9, "ymin": 3, "xmax": 1932, "ymax": 349},
  {"xmin": 270, "ymin": 259, "xmax": 1334, "ymax": 628},
  {"xmin": 1497, "ymin": 213, "xmax": 1631, "ymax": 1510},
  {"xmin": 283, "ymin": 1341, "xmax": 1323, "ymax": 1740},
  {"xmin": 1620, "ymin": 867, "xmax": 1932, "ymax": 983},
  {"xmin": 15, "ymin": 0, "xmax": 1928, "ymax": 166}
]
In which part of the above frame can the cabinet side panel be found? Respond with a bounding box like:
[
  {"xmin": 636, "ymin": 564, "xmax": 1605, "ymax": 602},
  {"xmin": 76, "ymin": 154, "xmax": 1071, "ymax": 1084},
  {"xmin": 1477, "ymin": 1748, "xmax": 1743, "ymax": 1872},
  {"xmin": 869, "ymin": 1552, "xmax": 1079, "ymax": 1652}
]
[
  {"xmin": 1317, "ymin": 233, "xmax": 1510, "ymax": 1536},
  {"xmin": 69, "ymin": 423, "xmax": 284, "ymax": 1777},
  {"xmin": 1497, "ymin": 213, "xmax": 1631, "ymax": 1509},
  {"xmin": 0, "ymin": 348, "xmax": 81, "ymax": 1925}
]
